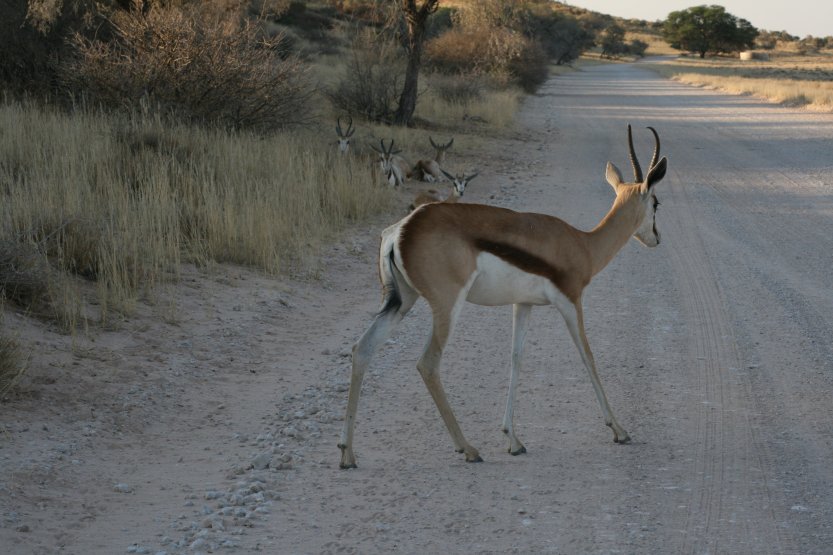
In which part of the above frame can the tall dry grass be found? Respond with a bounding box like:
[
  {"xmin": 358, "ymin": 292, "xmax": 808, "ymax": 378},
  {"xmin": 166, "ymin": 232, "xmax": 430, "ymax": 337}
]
[
  {"xmin": 0, "ymin": 327, "xmax": 26, "ymax": 397},
  {"xmin": 650, "ymin": 52, "xmax": 833, "ymax": 112},
  {"xmin": 0, "ymin": 98, "xmax": 392, "ymax": 326}
]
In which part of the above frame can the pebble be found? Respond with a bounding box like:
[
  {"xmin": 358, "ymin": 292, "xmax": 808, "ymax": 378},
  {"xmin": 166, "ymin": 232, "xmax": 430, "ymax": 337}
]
[
  {"xmin": 251, "ymin": 452, "xmax": 271, "ymax": 470},
  {"xmin": 113, "ymin": 483, "xmax": 133, "ymax": 493}
]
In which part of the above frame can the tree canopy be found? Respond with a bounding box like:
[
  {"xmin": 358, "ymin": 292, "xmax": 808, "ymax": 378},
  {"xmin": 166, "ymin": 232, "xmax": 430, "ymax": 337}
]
[{"xmin": 663, "ymin": 5, "xmax": 758, "ymax": 58}]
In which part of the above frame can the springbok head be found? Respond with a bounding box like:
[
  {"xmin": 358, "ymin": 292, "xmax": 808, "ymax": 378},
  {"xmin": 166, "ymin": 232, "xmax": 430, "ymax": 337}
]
[
  {"xmin": 429, "ymin": 136, "xmax": 454, "ymax": 163},
  {"xmin": 605, "ymin": 125, "xmax": 668, "ymax": 247},
  {"xmin": 440, "ymin": 169, "xmax": 478, "ymax": 198},
  {"xmin": 370, "ymin": 139, "xmax": 401, "ymax": 170},
  {"xmin": 336, "ymin": 116, "xmax": 355, "ymax": 155}
]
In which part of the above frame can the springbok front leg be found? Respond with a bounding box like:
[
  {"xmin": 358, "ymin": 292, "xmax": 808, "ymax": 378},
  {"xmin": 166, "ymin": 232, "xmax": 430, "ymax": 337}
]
[
  {"xmin": 417, "ymin": 288, "xmax": 483, "ymax": 463},
  {"xmin": 339, "ymin": 291, "xmax": 417, "ymax": 469},
  {"xmin": 561, "ymin": 300, "xmax": 630, "ymax": 444},
  {"xmin": 502, "ymin": 303, "xmax": 531, "ymax": 455}
]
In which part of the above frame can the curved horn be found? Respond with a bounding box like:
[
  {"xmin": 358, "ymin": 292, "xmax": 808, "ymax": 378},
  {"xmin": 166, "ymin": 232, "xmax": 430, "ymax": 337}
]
[
  {"xmin": 464, "ymin": 171, "xmax": 478, "ymax": 182},
  {"xmin": 345, "ymin": 116, "xmax": 355, "ymax": 137},
  {"xmin": 336, "ymin": 117, "xmax": 344, "ymax": 137},
  {"xmin": 444, "ymin": 137, "xmax": 454, "ymax": 150},
  {"xmin": 646, "ymin": 126, "xmax": 660, "ymax": 170},
  {"xmin": 627, "ymin": 124, "xmax": 643, "ymax": 183},
  {"xmin": 369, "ymin": 139, "xmax": 385, "ymax": 154},
  {"xmin": 429, "ymin": 136, "xmax": 439, "ymax": 149}
]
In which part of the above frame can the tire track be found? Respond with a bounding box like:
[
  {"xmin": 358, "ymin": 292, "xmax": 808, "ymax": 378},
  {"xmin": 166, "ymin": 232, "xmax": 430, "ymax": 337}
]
[{"xmin": 666, "ymin": 176, "xmax": 785, "ymax": 554}]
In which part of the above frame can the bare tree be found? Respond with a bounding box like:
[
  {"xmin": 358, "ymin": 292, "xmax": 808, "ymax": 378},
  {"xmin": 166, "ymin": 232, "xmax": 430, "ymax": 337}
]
[{"xmin": 392, "ymin": 0, "xmax": 439, "ymax": 126}]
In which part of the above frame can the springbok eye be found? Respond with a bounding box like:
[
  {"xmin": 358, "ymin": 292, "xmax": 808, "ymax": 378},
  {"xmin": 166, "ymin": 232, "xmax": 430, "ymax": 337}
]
[{"xmin": 653, "ymin": 196, "xmax": 660, "ymax": 210}]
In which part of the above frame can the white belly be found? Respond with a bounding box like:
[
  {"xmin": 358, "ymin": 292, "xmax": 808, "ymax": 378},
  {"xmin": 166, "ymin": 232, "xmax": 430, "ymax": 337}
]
[{"xmin": 466, "ymin": 252, "xmax": 556, "ymax": 306}]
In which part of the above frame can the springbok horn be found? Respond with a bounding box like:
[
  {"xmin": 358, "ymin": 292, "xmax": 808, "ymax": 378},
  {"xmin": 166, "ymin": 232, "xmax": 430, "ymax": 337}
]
[
  {"xmin": 627, "ymin": 124, "xmax": 643, "ymax": 183},
  {"xmin": 647, "ymin": 126, "xmax": 660, "ymax": 170}
]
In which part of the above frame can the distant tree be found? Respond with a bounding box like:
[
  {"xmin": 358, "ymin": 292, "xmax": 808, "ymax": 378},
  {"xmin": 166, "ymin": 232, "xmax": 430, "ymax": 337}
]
[
  {"xmin": 519, "ymin": 5, "xmax": 594, "ymax": 65},
  {"xmin": 599, "ymin": 23, "xmax": 626, "ymax": 58},
  {"xmin": 627, "ymin": 38, "xmax": 649, "ymax": 57},
  {"xmin": 663, "ymin": 5, "xmax": 758, "ymax": 58}
]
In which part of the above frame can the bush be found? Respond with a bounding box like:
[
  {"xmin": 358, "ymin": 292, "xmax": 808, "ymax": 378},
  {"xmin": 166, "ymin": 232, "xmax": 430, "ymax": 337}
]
[
  {"xmin": 326, "ymin": 30, "xmax": 403, "ymax": 123},
  {"xmin": 62, "ymin": 4, "xmax": 315, "ymax": 131},
  {"xmin": 424, "ymin": 27, "xmax": 548, "ymax": 92},
  {"xmin": 627, "ymin": 39, "xmax": 649, "ymax": 57}
]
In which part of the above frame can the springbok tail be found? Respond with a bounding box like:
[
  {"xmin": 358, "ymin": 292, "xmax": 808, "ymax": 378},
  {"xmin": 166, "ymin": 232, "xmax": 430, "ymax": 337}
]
[{"xmin": 377, "ymin": 248, "xmax": 402, "ymax": 316}]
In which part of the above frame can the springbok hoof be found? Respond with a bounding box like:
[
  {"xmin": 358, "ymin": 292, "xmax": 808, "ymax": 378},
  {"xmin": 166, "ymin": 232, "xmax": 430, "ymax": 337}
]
[
  {"xmin": 339, "ymin": 462, "xmax": 358, "ymax": 470},
  {"xmin": 613, "ymin": 434, "xmax": 631, "ymax": 444},
  {"xmin": 466, "ymin": 455, "xmax": 484, "ymax": 463},
  {"xmin": 509, "ymin": 445, "xmax": 527, "ymax": 456}
]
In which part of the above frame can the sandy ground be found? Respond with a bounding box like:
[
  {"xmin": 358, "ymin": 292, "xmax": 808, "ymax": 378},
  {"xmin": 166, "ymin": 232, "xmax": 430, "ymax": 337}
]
[{"xmin": 2, "ymin": 60, "xmax": 833, "ymax": 554}]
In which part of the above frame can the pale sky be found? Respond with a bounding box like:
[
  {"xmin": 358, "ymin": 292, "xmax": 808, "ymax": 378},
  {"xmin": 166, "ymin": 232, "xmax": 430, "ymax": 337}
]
[{"xmin": 565, "ymin": 1, "xmax": 833, "ymax": 38}]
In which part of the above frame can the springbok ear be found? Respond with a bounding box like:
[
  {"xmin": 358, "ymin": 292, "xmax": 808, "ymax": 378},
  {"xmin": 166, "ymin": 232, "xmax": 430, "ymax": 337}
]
[
  {"xmin": 605, "ymin": 162, "xmax": 623, "ymax": 190},
  {"xmin": 642, "ymin": 157, "xmax": 668, "ymax": 192}
]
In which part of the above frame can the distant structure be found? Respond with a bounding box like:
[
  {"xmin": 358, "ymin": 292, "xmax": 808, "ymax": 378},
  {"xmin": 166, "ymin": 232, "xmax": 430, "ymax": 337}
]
[{"xmin": 740, "ymin": 51, "xmax": 770, "ymax": 61}]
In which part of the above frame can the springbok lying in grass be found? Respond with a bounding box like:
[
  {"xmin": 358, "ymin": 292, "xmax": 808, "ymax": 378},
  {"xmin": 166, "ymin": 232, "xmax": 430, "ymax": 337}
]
[
  {"xmin": 370, "ymin": 139, "xmax": 410, "ymax": 187},
  {"xmin": 412, "ymin": 137, "xmax": 454, "ymax": 182},
  {"xmin": 339, "ymin": 125, "xmax": 667, "ymax": 468},
  {"xmin": 335, "ymin": 116, "xmax": 355, "ymax": 155},
  {"xmin": 409, "ymin": 170, "xmax": 477, "ymax": 210}
]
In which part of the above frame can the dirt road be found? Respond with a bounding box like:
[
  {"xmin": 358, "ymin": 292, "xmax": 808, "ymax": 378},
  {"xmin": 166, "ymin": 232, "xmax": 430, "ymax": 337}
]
[{"xmin": 3, "ymin": 61, "xmax": 833, "ymax": 554}]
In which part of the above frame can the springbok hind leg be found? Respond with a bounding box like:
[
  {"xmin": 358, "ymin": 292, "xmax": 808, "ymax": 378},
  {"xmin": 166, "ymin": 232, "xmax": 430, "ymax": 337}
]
[
  {"xmin": 417, "ymin": 293, "xmax": 482, "ymax": 463},
  {"xmin": 502, "ymin": 303, "xmax": 531, "ymax": 455},
  {"xmin": 339, "ymin": 292, "xmax": 417, "ymax": 469},
  {"xmin": 561, "ymin": 301, "xmax": 631, "ymax": 444}
]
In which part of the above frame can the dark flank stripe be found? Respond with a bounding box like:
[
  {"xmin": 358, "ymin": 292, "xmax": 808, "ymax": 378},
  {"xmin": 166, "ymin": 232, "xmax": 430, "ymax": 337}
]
[{"xmin": 473, "ymin": 238, "xmax": 576, "ymax": 301}]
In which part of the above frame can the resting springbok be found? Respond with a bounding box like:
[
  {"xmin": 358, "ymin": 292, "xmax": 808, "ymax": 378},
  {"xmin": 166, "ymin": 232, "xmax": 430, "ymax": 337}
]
[
  {"xmin": 409, "ymin": 170, "xmax": 477, "ymax": 211},
  {"xmin": 370, "ymin": 139, "xmax": 410, "ymax": 187},
  {"xmin": 335, "ymin": 116, "xmax": 355, "ymax": 155},
  {"xmin": 338, "ymin": 125, "xmax": 667, "ymax": 468},
  {"xmin": 412, "ymin": 136, "xmax": 454, "ymax": 182}
]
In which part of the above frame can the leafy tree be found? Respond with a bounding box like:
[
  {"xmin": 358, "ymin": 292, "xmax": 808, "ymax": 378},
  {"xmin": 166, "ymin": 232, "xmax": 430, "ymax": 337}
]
[
  {"xmin": 520, "ymin": 7, "xmax": 594, "ymax": 65},
  {"xmin": 599, "ymin": 23, "xmax": 626, "ymax": 58},
  {"xmin": 663, "ymin": 5, "xmax": 758, "ymax": 58}
]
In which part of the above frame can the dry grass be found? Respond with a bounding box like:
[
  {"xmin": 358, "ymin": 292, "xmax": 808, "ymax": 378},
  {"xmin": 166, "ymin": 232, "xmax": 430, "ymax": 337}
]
[
  {"xmin": 1, "ymin": 98, "xmax": 393, "ymax": 326},
  {"xmin": 0, "ymin": 326, "xmax": 26, "ymax": 398},
  {"xmin": 649, "ymin": 50, "xmax": 833, "ymax": 112}
]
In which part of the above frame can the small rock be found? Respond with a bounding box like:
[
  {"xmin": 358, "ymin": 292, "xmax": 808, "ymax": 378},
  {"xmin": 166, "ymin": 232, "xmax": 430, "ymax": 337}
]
[
  {"xmin": 113, "ymin": 483, "xmax": 133, "ymax": 494},
  {"xmin": 251, "ymin": 453, "xmax": 271, "ymax": 470},
  {"xmin": 16, "ymin": 524, "xmax": 30, "ymax": 533}
]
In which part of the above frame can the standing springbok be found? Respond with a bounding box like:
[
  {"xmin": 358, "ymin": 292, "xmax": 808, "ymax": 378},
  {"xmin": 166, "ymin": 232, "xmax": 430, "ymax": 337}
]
[
  {"xmin": 335, "ymin": 116, "xmax": 355, "ymax": 155},
  {"xmin": 339, "ymin": 125, "xmax": 667, "ymax": 468},
  {"xmin": 409, "ymin": 170, "xmax": 477, "ymax": 210},
  {"xmin": 412, "ymin": 136, "xmax": 454, "ymax": 182},
  {"xmin": 370, "ymin": 139, "xmax": 410, "ymax": 187}
]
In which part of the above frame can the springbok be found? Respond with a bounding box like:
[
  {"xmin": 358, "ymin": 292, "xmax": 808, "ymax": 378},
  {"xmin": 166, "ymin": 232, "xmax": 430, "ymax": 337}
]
[
  {"xmin": 370, "ymin": 139, "xmax": 410, "ymax": 187},
  {"xmin": 409, "ymin": 170, "xmax": 477, "ymax": 210},
  {"xmin": 335, "ymin": 116, "xmax": 355, "ymax": 155},
  {"xmin": 338, "ymin": 125, "xmax": 667, "ymax": 468},
  {"xmin": 412, "ymin": 136, "xmax": 454, "ymax": 182}
]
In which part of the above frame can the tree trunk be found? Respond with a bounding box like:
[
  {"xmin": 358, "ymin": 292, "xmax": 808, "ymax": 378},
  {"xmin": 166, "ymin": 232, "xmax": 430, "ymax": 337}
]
[
  {"xmin": 394, "ymin": 30, "xmax": 423, "ymax": 125},
  {"xmin": 392, "ymin": 0, "xmax": 438, "ymax": 126}
]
